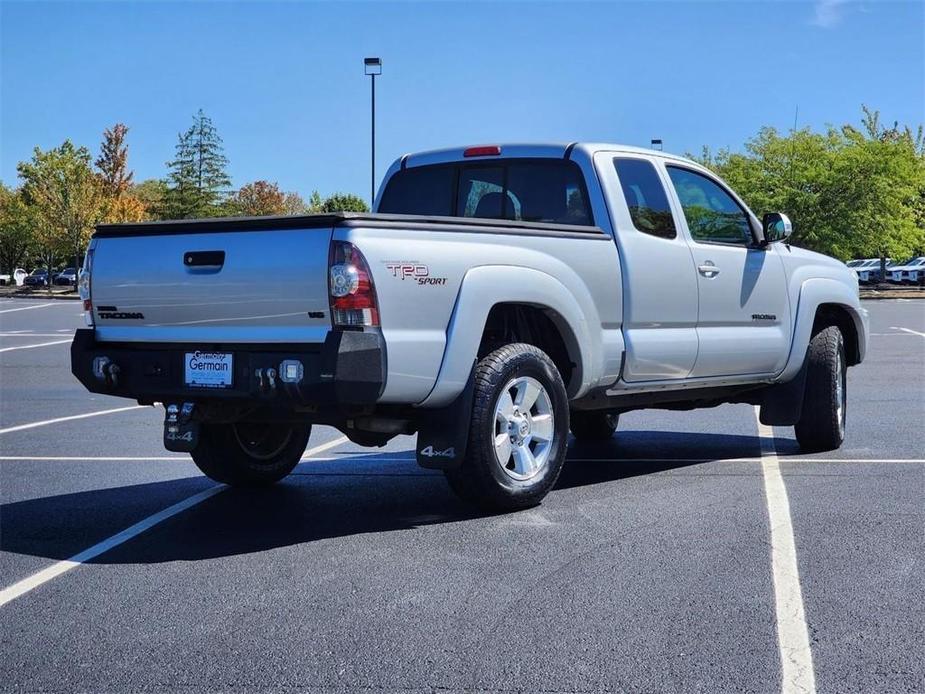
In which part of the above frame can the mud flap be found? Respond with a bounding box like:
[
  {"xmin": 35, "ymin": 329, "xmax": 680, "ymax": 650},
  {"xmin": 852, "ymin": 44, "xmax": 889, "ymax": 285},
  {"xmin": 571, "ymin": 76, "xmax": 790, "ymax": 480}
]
[
  {"xmin": 759, "ymin": 353, "xmax": 809, "ymax": 426},
  {"xmin": 415, "ymin": 368, "xmax": 475, "ymax": 471},
  {"xmin": 163, "ymin": 403, "xmax": 200, "ymax": 452}
]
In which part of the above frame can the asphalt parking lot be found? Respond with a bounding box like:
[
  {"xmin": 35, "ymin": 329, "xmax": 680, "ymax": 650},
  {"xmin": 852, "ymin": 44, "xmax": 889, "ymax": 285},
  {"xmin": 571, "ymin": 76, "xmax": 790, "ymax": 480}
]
[{"xmin": 0, "ymin": 298, "xmax": 922, "ymax": 693}]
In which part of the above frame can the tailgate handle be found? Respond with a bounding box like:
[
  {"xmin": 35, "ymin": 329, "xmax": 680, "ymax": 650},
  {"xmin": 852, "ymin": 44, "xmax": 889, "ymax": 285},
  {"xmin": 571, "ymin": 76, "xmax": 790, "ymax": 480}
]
[{"xmin": 184, "ymin": 251, "xmax": 225, "ymax": 268}]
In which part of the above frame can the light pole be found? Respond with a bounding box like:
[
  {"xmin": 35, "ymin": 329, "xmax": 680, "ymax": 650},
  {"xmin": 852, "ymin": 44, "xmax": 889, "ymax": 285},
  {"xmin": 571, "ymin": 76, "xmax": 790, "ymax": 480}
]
[{"xmin": 364, "ymin": 57, "xmax": 382, "ymax": 207}]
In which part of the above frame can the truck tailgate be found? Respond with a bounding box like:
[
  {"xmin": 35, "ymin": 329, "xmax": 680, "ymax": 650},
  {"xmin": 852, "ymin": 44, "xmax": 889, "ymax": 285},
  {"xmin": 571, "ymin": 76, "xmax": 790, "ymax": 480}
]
[{"xmin": 91, "ymin": 226, "xmax": 333, "ymax": 343}]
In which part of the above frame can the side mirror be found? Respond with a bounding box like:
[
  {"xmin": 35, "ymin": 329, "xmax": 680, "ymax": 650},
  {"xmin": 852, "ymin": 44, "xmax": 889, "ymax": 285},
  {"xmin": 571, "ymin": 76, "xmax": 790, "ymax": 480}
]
[{"xmin": 762, "ymin": 212, "xmax": 792, "ymax": 244}]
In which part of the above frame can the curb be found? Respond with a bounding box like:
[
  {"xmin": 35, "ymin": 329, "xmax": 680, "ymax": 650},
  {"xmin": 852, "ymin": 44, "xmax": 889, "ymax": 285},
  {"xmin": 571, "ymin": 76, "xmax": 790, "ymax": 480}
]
[{"xmin": 860, "ymin": 291, "xmax": 925, "ymax": 301}]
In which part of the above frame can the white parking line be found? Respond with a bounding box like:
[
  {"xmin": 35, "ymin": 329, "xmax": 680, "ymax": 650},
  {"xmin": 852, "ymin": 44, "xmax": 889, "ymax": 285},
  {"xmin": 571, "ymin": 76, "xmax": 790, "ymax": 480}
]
[
  {"xmin": 754, "ymin": 407, "xmax": 816, "ymax": 694},
  {"xmin": 1, "ymin": 453, "xmax": 921, "ymax": 464},
  {"xmin": 891, "ymin": 326, "xmax": 925, "ymax": 338},
  {"xmin": 564, "ymin": 457, "xmax": 925, "ymax": 464},
  {"xmin": 0, "ymin": 486, "xmax": 225, "ymax": 608},
  {"xmin": 0, "ymin": 338, "xmax": 72, "ymax": 353},
  {"xmin": 0, "ymin": 405, "xmax": 147, "ymax": 435},
  {"xmin": 0, "ymin": 332, "xmax": 75, "ymax": 338},
  {"xmin": 0, "ymin": 302, "xmax": 56, "ymax": 314},
  {"xmin": 0, "ymin": 456, "xmax": 187, "ymax": 461},
  {"xmin": 0, "ymin": 435, "xmax": 349, "ymax": 608},
  {"xmin": 300, "ymin": 435, "xmax": 350, "ymax": 459}
]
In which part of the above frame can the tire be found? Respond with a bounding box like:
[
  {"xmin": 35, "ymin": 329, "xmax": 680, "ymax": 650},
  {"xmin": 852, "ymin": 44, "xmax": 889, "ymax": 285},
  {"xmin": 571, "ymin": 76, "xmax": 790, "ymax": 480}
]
[
  {"xmin": 794, "ymin": 326, "xmax": 846, "ymax": 452},
  {"xmin": 191, "ymin": 420, "xmax": 312, "ymax": 486},
  {"xmin": 570, "ymin": 410, "xmax": 619, "ymax": 441},
  {"xmin": 444, "ymin": 343, "xmax": 569, "ymax": 512}
]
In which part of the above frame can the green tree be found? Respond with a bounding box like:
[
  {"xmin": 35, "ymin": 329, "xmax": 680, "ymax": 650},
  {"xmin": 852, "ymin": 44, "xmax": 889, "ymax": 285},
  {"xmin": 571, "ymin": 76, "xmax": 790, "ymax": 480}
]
[
  {"xmin": 692, "ymin": 106, "xmax": 925, "ymax": 260},
  {"xmin": 132, "ymin": 179, "xmax": 169, "ymax": 219},
  {"xmin": 17, "ymin": 141, "xmax": 106, "ymax": 287},
  {"xmin": 317, "ymin": 192, "xmax": 369, "ymax": 213},
  {"xmin": 164, "ymin": 109, "xmax": 231, "ymax": 218},
  {"xmin": 0, "ymin": 184, "xmax": 38, "ymax": 276}
]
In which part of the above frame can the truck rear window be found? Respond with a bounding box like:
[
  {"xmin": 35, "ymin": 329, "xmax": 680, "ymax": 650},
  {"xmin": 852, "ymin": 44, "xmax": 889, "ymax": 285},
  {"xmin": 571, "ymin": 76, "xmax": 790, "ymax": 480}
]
[{"xmin": 379, "ymin": 159, "xmax": 594, "ymax": 226}]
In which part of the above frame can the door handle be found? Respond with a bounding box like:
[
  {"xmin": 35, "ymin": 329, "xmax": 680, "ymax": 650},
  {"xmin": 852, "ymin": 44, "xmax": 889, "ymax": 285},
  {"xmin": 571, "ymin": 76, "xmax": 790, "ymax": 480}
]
[
  {"xmin": 184, "ymin": 251, "xmax": 225, "ymax": 268},
  {"xmin": 698, "ymin": 262, "xmax": 720, "ymax": 277}
]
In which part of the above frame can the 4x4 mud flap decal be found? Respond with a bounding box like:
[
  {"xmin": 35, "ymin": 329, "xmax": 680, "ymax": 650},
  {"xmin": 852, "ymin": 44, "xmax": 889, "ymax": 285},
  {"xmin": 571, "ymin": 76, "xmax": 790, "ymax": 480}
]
[
  {"xmin": 163, "ymin": 403, "xmax": 200, "ymax": 452},
  {"xmin": 415, "ymin": 366, "xmax": 475, "ymax": 470}
]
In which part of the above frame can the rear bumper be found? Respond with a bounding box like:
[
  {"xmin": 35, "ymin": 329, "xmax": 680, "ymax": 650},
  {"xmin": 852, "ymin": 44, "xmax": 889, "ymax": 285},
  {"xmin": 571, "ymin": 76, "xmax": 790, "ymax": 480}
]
[{"xmin": 70, "ymin": 329, "xmax": 385, "ymax": 407}]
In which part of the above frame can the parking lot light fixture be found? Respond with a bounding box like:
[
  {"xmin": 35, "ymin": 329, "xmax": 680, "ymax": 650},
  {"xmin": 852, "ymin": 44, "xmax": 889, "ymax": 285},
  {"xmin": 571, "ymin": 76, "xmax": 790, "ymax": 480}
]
[{"xmin": 364, "ymin": 57, "xmax": 382, "ymax": 206}]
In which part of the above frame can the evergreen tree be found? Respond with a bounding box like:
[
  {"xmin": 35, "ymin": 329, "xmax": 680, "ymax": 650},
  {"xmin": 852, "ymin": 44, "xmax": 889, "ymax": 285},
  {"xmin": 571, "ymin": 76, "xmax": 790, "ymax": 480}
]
[
  {"xmin": 164, "ymin": 109, "xmax": 231, "ymax": 218},
  {"xmin": 308, "ymin": 190, "xmax": 324, "ymax": 212}
]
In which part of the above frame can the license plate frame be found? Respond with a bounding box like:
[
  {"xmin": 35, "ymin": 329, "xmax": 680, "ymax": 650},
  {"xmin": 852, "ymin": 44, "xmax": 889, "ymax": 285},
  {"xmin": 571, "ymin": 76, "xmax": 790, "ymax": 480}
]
[{"xmin": 184, "ymin": 351, "xmax": 234, "ymax": 389}]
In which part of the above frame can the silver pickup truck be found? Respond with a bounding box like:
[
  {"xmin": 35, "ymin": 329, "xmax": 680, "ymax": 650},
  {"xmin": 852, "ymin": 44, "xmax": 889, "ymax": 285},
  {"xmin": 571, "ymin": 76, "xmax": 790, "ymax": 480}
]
[{"xmin": 72, "ymin": 143, "xmax": 869, "ymax": 510}]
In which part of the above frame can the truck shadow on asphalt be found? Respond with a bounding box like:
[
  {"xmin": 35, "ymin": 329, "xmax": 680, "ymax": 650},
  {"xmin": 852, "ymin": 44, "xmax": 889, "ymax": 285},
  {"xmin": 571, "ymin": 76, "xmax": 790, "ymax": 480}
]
[{"xmin": 1, "ymin": 430, "xmax": 772, "ymax": 565}]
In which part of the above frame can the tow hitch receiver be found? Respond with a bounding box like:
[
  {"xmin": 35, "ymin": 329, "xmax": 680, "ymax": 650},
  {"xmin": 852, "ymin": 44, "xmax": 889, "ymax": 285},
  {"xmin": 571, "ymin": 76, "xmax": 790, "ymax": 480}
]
[{"xmin": 164, "ymin": 402, "xmax": 199, "ymax": 452}]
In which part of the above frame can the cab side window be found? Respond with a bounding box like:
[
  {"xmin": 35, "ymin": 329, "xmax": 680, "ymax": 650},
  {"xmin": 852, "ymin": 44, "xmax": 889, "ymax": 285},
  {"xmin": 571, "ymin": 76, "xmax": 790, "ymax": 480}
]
[
  {"xmin": 666, "ymin": 166, "xmax": 753, "ymax": 246},
  {"xmin": 613, "ymin": 158, "xmax": 676, "ymax": 239}
]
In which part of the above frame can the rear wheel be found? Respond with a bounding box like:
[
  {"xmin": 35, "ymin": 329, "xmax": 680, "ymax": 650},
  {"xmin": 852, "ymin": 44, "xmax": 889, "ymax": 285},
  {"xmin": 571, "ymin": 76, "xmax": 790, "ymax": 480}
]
[
  {"xmin": 191, "ymin": 421, "xmax": 312, "ymax": 486},
  {"xmin": 569, "ymin": 410, "xmax": 619, "ymax": 441},
  {"xmin": 794, "ymin": 325, "xmax": 846, "ymax": 452},
  {"xmin": 444, "ymin": 343, "xmax": 569, "ymax": 511}
]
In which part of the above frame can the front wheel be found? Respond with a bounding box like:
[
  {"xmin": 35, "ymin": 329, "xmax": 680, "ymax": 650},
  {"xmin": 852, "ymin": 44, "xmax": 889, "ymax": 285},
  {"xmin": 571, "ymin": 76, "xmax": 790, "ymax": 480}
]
[
  {"xmin": 191, "ymin": 421, "xmax": 312, "ymax": 486},
  {"xmin": 444, "ymin": 343, "xmax": 569, "ymax": 511},
  {"xmin": 794, "ymin": 326, "xmax": 846, "ymax": 452}
]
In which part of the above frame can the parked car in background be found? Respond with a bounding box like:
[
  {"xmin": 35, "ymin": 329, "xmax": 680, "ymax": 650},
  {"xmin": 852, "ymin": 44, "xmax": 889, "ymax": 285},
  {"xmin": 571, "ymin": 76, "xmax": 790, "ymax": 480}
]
[
  {"xmin": 888, "ymin": 257, "xmax": 925, "ymax": 284},
  {"xmin": 857, "ymin": 258, "xmax": 893, "ymax": 284},
  {"xmin": 870, "ymin": 259, "xmax": 895, "ymax": 284},
  {"xmin": 0, "ymin": 269, "xmax": 24, "ymax": 286},
  {"xmin": 23, "ymin": 268, "xmax": 50, "ymax": 287},
  {"xmin": 53, "ymin": 267, "xmax": 78, "ymax": 286},
  {"xmin": 853, "ymin": 259, "xmax": 879, "ymax": 284}
]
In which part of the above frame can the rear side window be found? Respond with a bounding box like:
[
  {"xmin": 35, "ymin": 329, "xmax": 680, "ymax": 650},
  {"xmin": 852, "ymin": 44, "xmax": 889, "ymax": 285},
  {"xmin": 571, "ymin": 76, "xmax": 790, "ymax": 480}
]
[
  {"xmin": 378, "ymin": 165, "xmax": 455, "ymax": 216},
  {"xmin": 378, "ymin": 159, "xmax": 593, "ymax": 226},
  {"xmin": 613, "ymin": 158, "xmax": 676, "ymax": 239},
  {"xmin": 505, "ymin": 161, "xmax": 591, "ymax": 225}
]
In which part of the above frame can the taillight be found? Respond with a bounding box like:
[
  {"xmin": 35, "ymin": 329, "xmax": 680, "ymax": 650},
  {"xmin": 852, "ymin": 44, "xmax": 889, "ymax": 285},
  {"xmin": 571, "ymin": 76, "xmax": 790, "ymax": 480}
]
[
  {"xmin": 79, "ymin": 248, "xmax": 94, "ymax": 327},
  {"xmin": 328, "ymin": 241, "xmax": 379, "ymax": 328}
]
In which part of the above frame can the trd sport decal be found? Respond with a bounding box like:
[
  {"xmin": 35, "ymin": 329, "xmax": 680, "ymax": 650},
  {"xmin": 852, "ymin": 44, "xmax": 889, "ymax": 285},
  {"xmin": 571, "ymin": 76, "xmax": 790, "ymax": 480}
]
[
  {"xmin": 751, "ymin": 313, "xmax": 777, "ymax": 321},
  {"xmin": 384, "ymin": 261, "xmax": 447, "ymax": 286}
]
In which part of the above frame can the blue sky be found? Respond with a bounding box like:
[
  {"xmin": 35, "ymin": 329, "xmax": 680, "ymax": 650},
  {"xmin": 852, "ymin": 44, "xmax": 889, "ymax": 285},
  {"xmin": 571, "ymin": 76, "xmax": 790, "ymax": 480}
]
[{"xmin": 2, "ymin": 0, "xmax": 923, "ymax": 202}]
